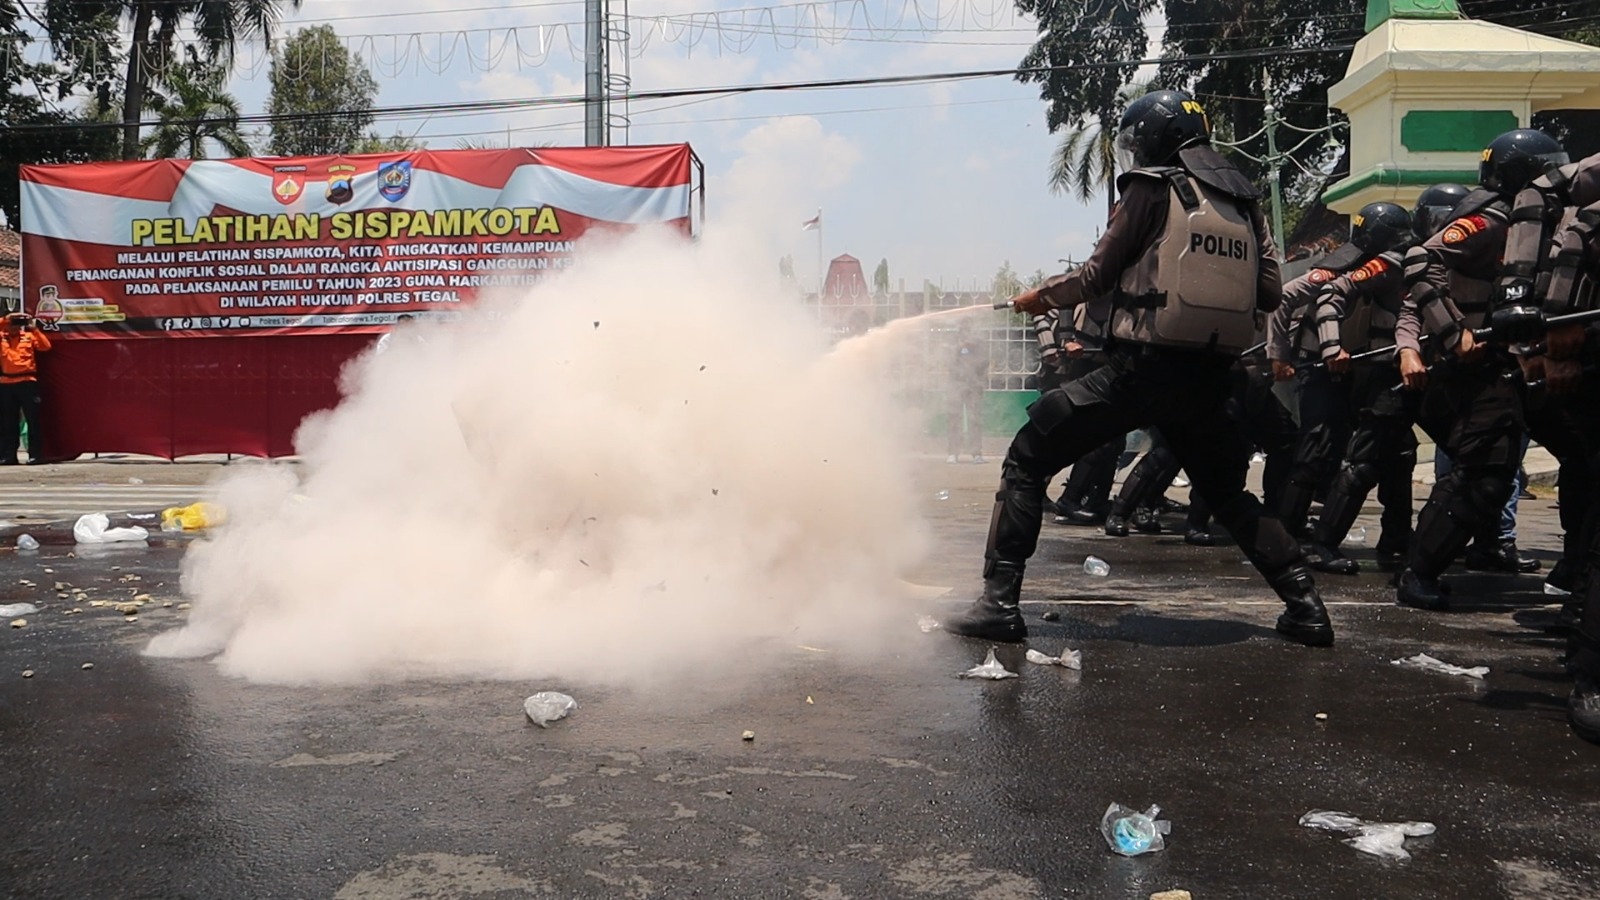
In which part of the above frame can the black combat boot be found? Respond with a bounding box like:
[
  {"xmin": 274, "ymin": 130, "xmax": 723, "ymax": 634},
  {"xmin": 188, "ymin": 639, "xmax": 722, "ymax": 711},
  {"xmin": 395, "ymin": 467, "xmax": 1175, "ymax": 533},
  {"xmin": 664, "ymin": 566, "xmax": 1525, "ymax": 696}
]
[
  {"xmin": 1132, "ymin": 507, "xmax": 1162, "ymax": 534},
  {"xmin": 1396, "ymin": 568, "xmax": 1450, "ymax": 611},
  {"xmin": 1103, "ymin": 513, "xmax": 1130, "ymax": 537},
  {"xmin": 1568, "ymin": 641, "xmax": 1600, "ymax": 745},
  {"xmin": 943, "ymin": 563, "xmax": 1027, "ymax": 643},
  {"xmin": 1056, "ymin": 503, "xmax": 1107, "ymax": 527},
  {"xmin": 1303, "ymin": 542, "xmax": 1359, "ymax": 575},
  {"xmin": 1464, "ymin": 539, "xmax": 1541, "ymax": 574},
  {"xmin": 1546, "ymin": 558, "xmax": 1577, "ymax": 596},
  {"xmin": 1184, "ymin": 528, "xmax": 1214, "ymax": 547},
  {"xmin": 1374, "ymin": 538, "xmax": 1409, "ymax": 572},
  {"xmin": 1269, "ymin": 566, "xmax": 1334, "ymax": 647}
]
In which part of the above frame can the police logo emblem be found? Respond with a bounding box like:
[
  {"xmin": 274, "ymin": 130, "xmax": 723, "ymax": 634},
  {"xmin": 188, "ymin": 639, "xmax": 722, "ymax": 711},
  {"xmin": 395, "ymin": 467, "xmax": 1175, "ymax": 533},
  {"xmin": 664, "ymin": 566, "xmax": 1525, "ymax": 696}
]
[
  {"xmin": 378, "ymin": 161, "xmax": 412, "ymax": 202},
  {"xmin": 326, "ymin": 163, "xmax": 356, "ymax": 204},
  {"xmin": 1309, "ymin": 268, "xmax": 1333, "ymax": 284},
  {"xmin": 272, "ymin": 165, "xmax": 306, "ymax": 205}
]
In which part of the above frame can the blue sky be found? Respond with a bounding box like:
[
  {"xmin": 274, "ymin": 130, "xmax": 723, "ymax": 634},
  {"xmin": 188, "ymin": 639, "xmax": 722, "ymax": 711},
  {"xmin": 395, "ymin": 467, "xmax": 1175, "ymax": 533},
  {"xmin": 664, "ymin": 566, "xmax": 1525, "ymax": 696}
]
[{"xmin": 210, "ymin": 0, "xmax": 1112, "ymax": 290}]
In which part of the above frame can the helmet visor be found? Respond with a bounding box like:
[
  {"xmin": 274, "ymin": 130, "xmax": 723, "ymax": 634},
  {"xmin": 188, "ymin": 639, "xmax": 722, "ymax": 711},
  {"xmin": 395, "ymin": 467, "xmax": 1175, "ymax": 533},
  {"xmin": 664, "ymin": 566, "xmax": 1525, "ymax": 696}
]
[{"xmin": 1113, "ymin": 125, "xmax": 1141, "ymax": 173}]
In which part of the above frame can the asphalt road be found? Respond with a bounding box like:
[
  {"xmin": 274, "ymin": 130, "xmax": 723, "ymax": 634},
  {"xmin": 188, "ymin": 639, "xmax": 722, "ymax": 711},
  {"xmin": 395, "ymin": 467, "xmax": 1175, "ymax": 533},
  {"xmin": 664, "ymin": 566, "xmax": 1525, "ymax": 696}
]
[{"xmin": 2, "ymin": 457, "xmax": 1597, "ymax": 899}]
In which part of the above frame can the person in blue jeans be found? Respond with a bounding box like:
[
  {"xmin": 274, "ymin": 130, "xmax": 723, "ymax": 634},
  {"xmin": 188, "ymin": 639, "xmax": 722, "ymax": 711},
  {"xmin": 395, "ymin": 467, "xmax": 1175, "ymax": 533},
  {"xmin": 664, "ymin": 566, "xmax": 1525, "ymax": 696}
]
[{"xmin": 1434, "ymin": 435, "xmax": 1539, "ymax": 573}]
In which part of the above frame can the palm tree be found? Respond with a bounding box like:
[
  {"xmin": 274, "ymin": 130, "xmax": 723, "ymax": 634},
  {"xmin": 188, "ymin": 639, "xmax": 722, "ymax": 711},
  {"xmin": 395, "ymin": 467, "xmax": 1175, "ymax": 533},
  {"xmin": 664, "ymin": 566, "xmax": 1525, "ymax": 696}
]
[
  {"xmin": 47, "ymin": 0, "xmax": 303, "ymax": 159},
  {"xmin": 1048, "ymin": 82, "xmax": 1150, "ymax": 217},
  {"xmin": 141, "ymin": 54, "xmax": 251, "ymax": 159}
]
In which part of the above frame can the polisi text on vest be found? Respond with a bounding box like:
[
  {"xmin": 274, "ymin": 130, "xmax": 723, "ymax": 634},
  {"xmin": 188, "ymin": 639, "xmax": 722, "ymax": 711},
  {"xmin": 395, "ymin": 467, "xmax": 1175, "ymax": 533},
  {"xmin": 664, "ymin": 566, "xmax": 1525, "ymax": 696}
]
[{"xmin": 1189, "ymin": 232, "xmax": 1251, "ymax": 260}]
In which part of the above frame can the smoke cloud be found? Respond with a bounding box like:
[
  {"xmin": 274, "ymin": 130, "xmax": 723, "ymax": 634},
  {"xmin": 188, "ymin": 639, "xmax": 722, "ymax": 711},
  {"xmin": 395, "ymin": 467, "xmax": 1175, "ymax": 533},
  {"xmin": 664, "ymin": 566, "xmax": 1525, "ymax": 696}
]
[{"xmin": 145, "ymin": 225, "xmax": 944, "ymax": 688}]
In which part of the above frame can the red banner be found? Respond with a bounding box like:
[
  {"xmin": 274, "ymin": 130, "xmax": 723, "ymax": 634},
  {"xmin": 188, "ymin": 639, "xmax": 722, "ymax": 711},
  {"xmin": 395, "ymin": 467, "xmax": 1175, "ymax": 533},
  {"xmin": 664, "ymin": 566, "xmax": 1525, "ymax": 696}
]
[{"xmin": 20, "ymin": 145, "xmax": 693, "ymax": 338}]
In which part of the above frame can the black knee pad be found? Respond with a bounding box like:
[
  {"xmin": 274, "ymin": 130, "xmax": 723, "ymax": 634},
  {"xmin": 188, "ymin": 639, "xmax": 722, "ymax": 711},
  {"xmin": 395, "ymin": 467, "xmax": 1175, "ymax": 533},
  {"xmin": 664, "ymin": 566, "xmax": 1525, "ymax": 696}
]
[
  {"xmin": 1340, "ymin": 461, "xmax": 1381, "ymax": 494},
  {"xmin": 1449, "ymin": 470, "xmax": 1514, "ymax": 525}
]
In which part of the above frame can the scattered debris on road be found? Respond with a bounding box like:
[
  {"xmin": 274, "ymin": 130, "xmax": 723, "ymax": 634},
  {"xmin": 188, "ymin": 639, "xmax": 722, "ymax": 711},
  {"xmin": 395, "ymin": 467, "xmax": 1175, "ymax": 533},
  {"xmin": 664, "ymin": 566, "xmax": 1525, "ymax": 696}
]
[
  {"xmin": 523, "ymin": 691, "xmax": 577, "ymax": 728},
  {"xmin": 1025, "ymin": 647, "xmax": 1082, "ymax": 670},
  {"xmin": 1392, "ymin": 653, "xmax": 1488, "ymax": 679},
  {"xmin": 1102, "ymin": 803, "xmax": 1170, "ymax": 856},
  {"xmin": 1299, "ymin": 809, "xmax": 1436, "ymax": 861},
  {"xmin": 959, "ymin": 649, "xmax": 1018, "ymax": 680}
]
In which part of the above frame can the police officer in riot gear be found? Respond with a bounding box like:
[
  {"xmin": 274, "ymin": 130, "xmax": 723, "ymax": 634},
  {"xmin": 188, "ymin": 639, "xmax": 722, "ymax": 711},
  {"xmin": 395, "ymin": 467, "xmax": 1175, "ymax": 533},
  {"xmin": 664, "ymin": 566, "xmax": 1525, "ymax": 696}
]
[
  {"xmin": 1273, "ymin": 202, "xmax": 1415, "ymax": 544},
  {"xmin": 1394, "ymin": 129, "xmax": 1570, "ymax": 611},
  {"xmin": 943, "ymin": 90, "xmax": 1333, "ymax": 647},
  {"xmin": 1295, "ymin": 201, "xmax": 1423, "ymax": 574}
]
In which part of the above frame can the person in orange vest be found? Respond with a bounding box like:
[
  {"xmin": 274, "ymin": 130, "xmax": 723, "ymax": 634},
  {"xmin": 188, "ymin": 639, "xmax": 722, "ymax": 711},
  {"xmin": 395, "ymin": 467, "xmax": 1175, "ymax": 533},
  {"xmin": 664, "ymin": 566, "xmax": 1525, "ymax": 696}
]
[{"xmin": 1, "ymin": 312, "xmax": 52, "ymax": 465}]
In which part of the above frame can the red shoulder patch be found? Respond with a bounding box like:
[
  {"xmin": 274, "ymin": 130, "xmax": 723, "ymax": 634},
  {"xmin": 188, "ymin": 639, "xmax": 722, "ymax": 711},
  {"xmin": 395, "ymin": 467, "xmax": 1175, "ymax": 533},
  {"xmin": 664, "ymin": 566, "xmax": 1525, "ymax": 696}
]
[
  {"xmin": 1350, "ymin": 258, "xmax": 1388, "ymax": 282},
  {"xmin": 1308, "ymin": 268, "xmax": 1333, "ymax": 284},
  {"xmin": 1442, "ymin": 215, "xmax": 1489, "ymax": 245}
]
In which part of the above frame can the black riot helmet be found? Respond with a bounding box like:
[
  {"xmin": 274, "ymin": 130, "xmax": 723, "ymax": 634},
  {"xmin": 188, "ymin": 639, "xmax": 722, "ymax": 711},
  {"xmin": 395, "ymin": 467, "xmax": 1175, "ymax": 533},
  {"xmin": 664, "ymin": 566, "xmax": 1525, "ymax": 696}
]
[
  {"xmin": 1480, "ymin": 129, "xmax": 1568, "ymax": 196},
  {"xmin": 1411, "ymin": 183, "xmax": 1470, "ymax": 239},
  {"xmin": 1114, "ymin": 89, "xmax": 1211, "ymax": 170},
  {"xmin": 1350, "ymin": 201, "xmax": 1413, "ymax": 254}
]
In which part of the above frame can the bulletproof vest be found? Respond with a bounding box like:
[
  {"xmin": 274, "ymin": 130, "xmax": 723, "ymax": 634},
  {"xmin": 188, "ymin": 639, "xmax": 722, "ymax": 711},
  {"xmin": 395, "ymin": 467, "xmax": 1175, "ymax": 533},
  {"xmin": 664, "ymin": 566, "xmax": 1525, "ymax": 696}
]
[
  {"xmin": 1502, "ymin": 153, "xmax": 1600, "ymax": 315},
  {"xmin": 1440, "ymin": 194, "xmax": 1508, "ymax": 329},
  {"xmin": 1073, "ymin": 293, "xmax": 1113, "ymax": 343},
  {"xmin": 1336, "ymin": 251, "xmax": 1405, "ymax": 354},
  {"xmin": 1110, "ymin": 168, "xmax": 1260, "ymax": 353}
]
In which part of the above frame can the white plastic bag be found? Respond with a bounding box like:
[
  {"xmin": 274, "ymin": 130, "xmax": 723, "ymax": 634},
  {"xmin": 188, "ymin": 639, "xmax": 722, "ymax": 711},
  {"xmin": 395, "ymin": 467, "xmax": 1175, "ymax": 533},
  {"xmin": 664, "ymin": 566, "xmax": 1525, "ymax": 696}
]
[
  {"xmin": 959, "ymin": 648, "xmax": 1018, "ymax": 680},
  {"xmin": 1101, "ymin": 803, "xmax": 1171, "ymax": 856},
  {"xmin": 73, "ymin": 513, "xmax": 149, "ymax": 545},
  {"xmin": 523, "ymin": 691, "xmax": 577, "ymax": 727},
  {"xmin": 1391, "ymin": 653, "xmax": 1488, "ymax": 679},
  {"xmin": 1025, "ymin": 647, "xmax": 1083, "ymax": 670},
  {"xmin": 0, "ymin": 603, "xmax": 39, "ymax": 617},
  {"xmin": 1299, "ymin": 809, "xmax": 1435, "ymax": 860}
]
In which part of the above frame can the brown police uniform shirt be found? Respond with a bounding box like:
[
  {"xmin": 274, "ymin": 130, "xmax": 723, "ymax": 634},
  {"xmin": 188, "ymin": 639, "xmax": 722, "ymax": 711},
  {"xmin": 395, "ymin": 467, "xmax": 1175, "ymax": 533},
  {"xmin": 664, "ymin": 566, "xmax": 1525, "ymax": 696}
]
[
  {"xmin": 1314, "ymin": 254, "xmax": 1404, "ymax": 360},
  {"xmin": 1267, "ymin": 269, "xmax": 1335, "ymax": 362},
  {"xmin": 1398, "ymin": 208, "xmax": 1507, "ymax": 355}
]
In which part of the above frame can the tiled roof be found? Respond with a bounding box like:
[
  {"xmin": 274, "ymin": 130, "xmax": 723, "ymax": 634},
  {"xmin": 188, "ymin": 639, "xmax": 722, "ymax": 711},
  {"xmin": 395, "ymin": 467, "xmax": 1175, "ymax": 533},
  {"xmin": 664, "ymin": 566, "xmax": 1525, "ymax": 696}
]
[{"xmin": 0, "ymin": 229, "xmax": 20, "ymax": 292}]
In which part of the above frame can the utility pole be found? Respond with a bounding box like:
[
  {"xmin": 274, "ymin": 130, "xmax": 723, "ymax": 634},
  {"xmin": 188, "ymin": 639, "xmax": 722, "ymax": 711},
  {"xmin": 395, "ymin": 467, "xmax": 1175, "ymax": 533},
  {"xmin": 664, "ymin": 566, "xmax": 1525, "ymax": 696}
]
[
  {"xmin": 584, "ymin": 0, "xmax": 607, "ymax": 146},
  {"xmin": 1263, "ymin": 70, "xmax": 1287, "ymax": 260}
]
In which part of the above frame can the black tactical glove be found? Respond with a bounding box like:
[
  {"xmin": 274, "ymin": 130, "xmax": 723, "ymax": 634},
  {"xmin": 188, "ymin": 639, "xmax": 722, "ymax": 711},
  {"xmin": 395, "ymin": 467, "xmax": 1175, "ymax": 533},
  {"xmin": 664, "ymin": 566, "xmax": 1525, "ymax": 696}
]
[{"xmin": 1487, "ymin": 305, "xmax": 1546, "ymax": 345}]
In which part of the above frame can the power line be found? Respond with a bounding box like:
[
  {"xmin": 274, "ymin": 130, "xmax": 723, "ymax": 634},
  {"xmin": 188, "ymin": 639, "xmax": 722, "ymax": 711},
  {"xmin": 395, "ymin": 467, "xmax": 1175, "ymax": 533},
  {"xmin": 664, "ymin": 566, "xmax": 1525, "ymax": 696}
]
[{"xmin": 6, "ymin": 41, "xmax": 1358, "ymax": 135}]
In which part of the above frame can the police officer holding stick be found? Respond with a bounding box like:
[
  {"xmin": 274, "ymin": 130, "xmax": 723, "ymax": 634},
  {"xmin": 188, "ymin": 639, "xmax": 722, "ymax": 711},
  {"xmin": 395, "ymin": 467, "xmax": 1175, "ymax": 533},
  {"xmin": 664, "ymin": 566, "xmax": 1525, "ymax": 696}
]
[{"xmin": 943, "ymin": 90, "xmax": 1333, "ymax": 648}]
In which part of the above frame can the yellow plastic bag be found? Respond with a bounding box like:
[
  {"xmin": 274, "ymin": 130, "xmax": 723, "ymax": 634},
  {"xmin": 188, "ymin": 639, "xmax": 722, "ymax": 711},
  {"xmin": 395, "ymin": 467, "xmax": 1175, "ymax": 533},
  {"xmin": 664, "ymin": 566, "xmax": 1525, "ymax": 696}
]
[{"xmin": 161, "ymin": 502, "xmax": 226, "ymax": 532}]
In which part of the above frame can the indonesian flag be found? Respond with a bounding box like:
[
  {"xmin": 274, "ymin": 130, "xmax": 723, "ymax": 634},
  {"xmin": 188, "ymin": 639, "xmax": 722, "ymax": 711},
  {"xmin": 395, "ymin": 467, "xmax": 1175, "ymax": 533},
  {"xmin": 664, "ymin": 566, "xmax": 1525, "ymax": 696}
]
[{"xmin": 801, "ymin": 210, "xmax": 821, "ymax": 231}]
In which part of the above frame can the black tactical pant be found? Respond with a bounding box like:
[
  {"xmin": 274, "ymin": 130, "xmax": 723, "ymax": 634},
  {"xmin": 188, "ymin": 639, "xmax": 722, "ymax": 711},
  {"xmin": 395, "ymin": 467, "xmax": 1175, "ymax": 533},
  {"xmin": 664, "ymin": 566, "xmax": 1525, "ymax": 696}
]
[
  {"xmin": 1280, "ymin": 365, "xmax": 1354, "ymax": 538},
  {"xmin": 986, "ymin": 347, "xmax": 1302, "ymax": 580},
  {"xmin": 1230, "ymin": 362, "xmax": 1298, "ymax": 513},
  {"xmin": 1310, "ymin": 364, "xmax": 1418, "ymax": 552},
  {"xmin": 1115, "ymin": 362, "xmax": 1297, "ymax": 528},
  {"xmin": 1408, "ymin": 360, "xmax": 1522, "ymax": 579},
  {"xmin": 1523, "ymin": 384, "xmax": 1598, "ymax": 578},
  {"xmin": 0, "ymin": 380, "xmax": 43, "ymax": 464},
  {"xmin": 1054, "ymin": 353, "xmax": 1121, "ymax": 510}
]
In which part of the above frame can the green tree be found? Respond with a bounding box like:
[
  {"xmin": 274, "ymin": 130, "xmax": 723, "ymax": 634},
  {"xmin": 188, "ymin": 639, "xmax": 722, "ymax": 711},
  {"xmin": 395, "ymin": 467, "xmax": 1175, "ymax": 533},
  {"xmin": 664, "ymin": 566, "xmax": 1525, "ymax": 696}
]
[
  {"xmin": 0, "ymin": 0, "xmax": 119, "ymax": 224},
  {"xmin": 354, "ymin": 130, "xmax": 423, "ymax": 154},
  {"xmin": 44, "ymin": 0, "xmax": 303, "ymax": 160},
  {"xmin": 141, "ymin": 51, "xmax": 250, "ymax": 159},
  {"xmin": 1048, "ymin": 81, "xmax": 1149, "ymax": 216},
  {"xmin": 267, "ymin": 24, "xmax": 377, "ymax": 156},
  {"xmin": 992, "ymin": 261, "xmax": 1022, "ymax": 301},
  {"xmin": 873, "ymin": 258, "xmax": 890, "ymax": 295}
]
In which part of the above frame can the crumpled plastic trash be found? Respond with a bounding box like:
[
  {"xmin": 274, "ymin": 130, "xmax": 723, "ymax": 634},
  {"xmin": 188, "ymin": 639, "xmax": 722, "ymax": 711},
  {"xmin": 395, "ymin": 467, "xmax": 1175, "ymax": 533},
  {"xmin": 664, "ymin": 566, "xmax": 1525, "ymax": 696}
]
[
  {"xmin": 72, "ymin": 513, "xmax": 149, "ymax": 545},
  {"xmin": 1343, "ymin": 526, "xmax": 1368, "ymax": 547},
  {"xmin": 160, "ymin": 502, "xmax": 226, "ymax": 532},
  {"xmin": 959, "ymin": 648, "xmax": 1018, "ymax": 680},
  {"xmin": 917, "ymin": 615, "xmax": 940, "ymax": 634},
  {"xmin": 1299, "ymin": 809, "xmax": 1435, "ymax": 860},
  {"xmin": 1025, "ymin": 647, "xmax": 1083, "ymax": 670},
  {"xmin": 523, "ymin": 691, "xmax": 578, "ymax": 727},
  {"xmin": 1391, "ymin": 653, "xmax": 1488, "ymax": 679},
  {"xmin": 1083, "ymin": 555, "xmax": 1111, "ymax": 577},
  {"xmin": 0, "ymin": 603, "xmax": 39, "ymax": 617},
  {"xmin": 1101, "ymin": 803, "xmax": 1171, "ymax": 856},
  {"xmin": 15, "ymin": 534, "xmax": 39, "ymax": 551}
]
